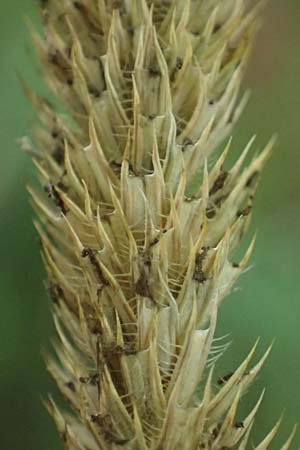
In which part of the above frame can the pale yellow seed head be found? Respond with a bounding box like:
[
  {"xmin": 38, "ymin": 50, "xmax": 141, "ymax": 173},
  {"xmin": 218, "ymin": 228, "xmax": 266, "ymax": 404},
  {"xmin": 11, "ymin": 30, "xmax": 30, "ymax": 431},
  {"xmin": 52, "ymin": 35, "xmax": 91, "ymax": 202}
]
[{"xmin": 24, "ymin": 1, "xmax": 291, "ymax": 449}]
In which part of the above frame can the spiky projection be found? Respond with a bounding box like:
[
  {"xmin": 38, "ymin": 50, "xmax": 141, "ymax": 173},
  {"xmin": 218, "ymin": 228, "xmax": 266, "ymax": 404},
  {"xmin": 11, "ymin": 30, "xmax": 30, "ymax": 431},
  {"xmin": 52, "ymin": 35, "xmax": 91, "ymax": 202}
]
[{"xmin": 23, "ymin": 0, "xmax": 295, "ymax": 449}]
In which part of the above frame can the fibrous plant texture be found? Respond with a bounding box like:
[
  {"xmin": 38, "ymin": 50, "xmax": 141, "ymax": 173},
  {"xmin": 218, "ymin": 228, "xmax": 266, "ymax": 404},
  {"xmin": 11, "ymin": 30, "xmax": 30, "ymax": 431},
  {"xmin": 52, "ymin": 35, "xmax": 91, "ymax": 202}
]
[{"xmin": 24, "ymin": 0, "xmax": 294, "ymax": 449}]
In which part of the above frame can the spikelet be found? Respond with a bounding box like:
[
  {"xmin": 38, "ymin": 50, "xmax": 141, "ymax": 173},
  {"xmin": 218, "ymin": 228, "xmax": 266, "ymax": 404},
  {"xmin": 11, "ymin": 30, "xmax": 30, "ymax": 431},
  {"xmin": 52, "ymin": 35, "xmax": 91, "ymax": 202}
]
[{"xmin": 23, "ymin": 1, "xmax": 293, "ymax": 449}]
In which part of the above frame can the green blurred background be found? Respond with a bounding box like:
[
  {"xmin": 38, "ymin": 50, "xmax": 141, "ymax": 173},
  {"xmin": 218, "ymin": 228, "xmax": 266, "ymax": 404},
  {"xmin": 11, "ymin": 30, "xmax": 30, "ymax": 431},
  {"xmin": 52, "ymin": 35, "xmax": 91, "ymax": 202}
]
[{"xmin": 0, "ymin": 1, "xmax": 299, "ymax": 449}]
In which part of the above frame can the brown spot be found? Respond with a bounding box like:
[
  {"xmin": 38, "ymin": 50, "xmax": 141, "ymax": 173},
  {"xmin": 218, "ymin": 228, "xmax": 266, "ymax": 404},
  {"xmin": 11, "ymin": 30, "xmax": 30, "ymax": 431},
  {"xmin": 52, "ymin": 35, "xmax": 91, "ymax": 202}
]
[
  {"xmin": 103, "ymin": 342, "xmax": 125, "ymax": 357},
  {"xmin": 135, "ymin": 275, "xmax": 152, "ymax": 298},
  {"xmin": 90, "ymin": 413, "xmax": 110, "ymax": 426},
  {"xmin": 210, "ymin": 171, "xmax": 228, "ymax": 195},
  {"xmin": 73, "ymin": 1, "xmax": 84, "ymax": 10},
  {"xmin": 206, "ymin": 207, "xmax": 216, "ymax": 219},
  {"xmin": 217, "ymin": 371, "xmax": 234, "ymax": 385},
  {"xmin": 135, "ymin": 257, "xmax": 152, "ymax": 298},
  {"xmin": 111, "ymin": 160, "xmax": 122, "ymax": 170},
  {"xmin": 90, "ymin": 413, "xmax": 116, "ymax": 439},
  {"xmin": 193, "ymin": 248, "xmax": 208, "ymax": 283},
  {"xmin": 88, "ymin": 85, "xmax": 101, "ymax": 98},
  {"xmin": 56, "ymin": 181, "xmax": 67, "ymax": 192},
  {"xmin": 182, "ymin": 137, "xmax": 193, "ymax": 150},
  {"xmin": 213, "ymin": 23, "xmax": 222, "ymax": 33},
  {"xmin": 65, "ymin": 381, "xmax": 75, "ymax": 392},
  {"xmin": 48, "ymin": 49, "xmax": 60, "ymax": 66},
  {"xmin": 52, "ymin": 186, "xmax": 68, "ymax": 215},
  {"xmin": 176, "ymin": 57, "xmax": 183, "ymax": 70},
  {"xmin": 44, "ymin": 183, "xmax": 68, "ymax": 214},
  {"xmin": 212, "ymin": 423, "xmax": 221, "ymax": 439},
  {"xmin": 149, "ymin": 237, "xmax": 159, "ymax": 248},
  {"xmin": 48, "ymin": 48, "xmax": 73, "ymax": 86},
  {"xmin": 193, "ymin": 268, "xmax": 206, "ymax": 283},
  {"xmin": 52, "ymin": 145, "xmax": 64, "ymax": 165},
  {"xmin": 79, "ymin": 373, "xmax": 99, "ymax": 385},
  {"xmin": 237, "ymin": 205, "xmax": 252, "ymax": 217},
  {"xmin": 124, "ymin": 343, "xmax": 137, "ymax": 355},
  {"xmin": 44, "ymin": 184, "xmax": 52, "ymax": 198},
  {"xmin": 61, "ymin": 431, "xmax": 67, "ymax": 443},
  {"xmin": 81, "ymin": 248, "xmax": 108, "ymax": 284},
  {"xmin": 245, "ymin": 170, "xmax": 259, "ymax": 188},
  {"xmin": 89, "ymin": 319, "xmax": 103, "ymax": 335},
  {"xmin": 51, "ymin": 130, "xmax": 59, "ymax": 139},
  {"xmin": 148, "ymin": 66, "xmax": 161, "ymax": 77},
  {"xmin": 47, "ymin": 282, "xmax": 65, "ymax": 304},
  {"xmin": 82, "ymin": 248, "xmax": 92, "ymax": 258},
  {"xmin": 65, "ymin": 47, "xmax": 72, "ymax": 59}
]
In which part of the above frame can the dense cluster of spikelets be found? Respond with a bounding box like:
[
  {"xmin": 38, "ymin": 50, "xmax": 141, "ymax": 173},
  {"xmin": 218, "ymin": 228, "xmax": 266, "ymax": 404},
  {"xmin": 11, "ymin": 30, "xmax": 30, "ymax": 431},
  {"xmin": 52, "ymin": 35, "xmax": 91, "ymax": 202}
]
[{"xmin": 23, "ymin": 0, "xmax": 296, "ymax": 449}]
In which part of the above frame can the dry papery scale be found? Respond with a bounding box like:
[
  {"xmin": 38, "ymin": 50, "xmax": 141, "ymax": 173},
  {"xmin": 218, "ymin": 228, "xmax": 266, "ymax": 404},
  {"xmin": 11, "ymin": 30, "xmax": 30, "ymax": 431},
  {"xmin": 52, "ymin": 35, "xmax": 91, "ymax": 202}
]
[{"xmin": 23, "ymin": 0, "xmax": 296, "ymax": 449}]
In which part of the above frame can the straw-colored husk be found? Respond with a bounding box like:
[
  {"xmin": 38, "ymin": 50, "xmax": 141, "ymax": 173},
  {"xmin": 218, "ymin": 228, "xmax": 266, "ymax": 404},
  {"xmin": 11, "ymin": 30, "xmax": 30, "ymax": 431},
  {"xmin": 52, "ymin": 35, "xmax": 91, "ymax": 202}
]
[{"xmin": 23, "ymin": 1, "xmax": 293, "ymax": 448}]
